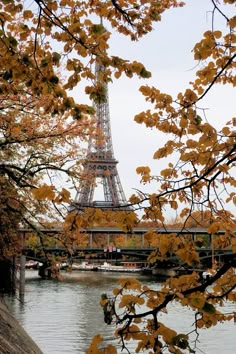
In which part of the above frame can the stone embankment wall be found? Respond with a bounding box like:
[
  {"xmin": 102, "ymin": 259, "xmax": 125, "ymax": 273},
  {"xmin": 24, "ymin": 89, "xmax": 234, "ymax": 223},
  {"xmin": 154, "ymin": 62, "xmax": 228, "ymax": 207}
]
[{"xmin": 0, "ymin": 299, "xmax": 43, "ymax": 354}]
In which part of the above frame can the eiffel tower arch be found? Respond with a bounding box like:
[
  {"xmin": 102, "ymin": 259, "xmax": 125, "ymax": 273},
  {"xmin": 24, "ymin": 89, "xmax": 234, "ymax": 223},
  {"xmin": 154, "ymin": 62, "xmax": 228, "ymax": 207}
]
[{"xmin": 72, "ymin": 62, "xmax": 129, "ymax": 211}]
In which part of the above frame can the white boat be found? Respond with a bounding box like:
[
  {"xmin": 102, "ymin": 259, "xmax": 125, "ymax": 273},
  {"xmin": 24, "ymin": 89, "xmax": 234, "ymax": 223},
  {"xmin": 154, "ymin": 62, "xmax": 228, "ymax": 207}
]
[
  {"xmin": 71, "ymin": 261, "xmax": 141, "ymax": 273},
  {"xmin": 98, "ymin": 262, "xmax": 141, "ymax": 273},
  {"xmin": 23, "ymin": 260, "xmax": 43, "ymax": 269},
  {"xmin": 72, "ymin": 262, "xmax": 98, "ymax": 271}
]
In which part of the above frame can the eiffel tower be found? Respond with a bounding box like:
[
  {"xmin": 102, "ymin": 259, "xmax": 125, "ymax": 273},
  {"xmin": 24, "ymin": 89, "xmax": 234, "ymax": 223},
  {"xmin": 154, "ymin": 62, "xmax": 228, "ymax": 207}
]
[{"xmin": 72, "ymin": 62, "xmax": 129, "ymax": 211}]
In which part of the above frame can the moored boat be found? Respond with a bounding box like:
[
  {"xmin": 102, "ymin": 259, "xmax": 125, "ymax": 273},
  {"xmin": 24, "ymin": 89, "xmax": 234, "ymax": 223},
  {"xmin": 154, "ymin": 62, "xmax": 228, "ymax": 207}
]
[
  {"xmin": 18, "ymin": 260, "xmax": 43, "ymax": 270},
  {"xmin": 98, "ymin": 262, "xmax": 141, "ymax": 273},
  {"xmin": 72, "ymin": 261, "xmax": 141, "ymax": 273},
  {"xmin": 72, "ymin": 262, "xmax": 98, "ymax": 271}
]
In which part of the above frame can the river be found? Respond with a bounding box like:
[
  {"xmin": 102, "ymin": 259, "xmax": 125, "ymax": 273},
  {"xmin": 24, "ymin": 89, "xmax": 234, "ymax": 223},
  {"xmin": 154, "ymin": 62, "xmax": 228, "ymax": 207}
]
[{"xmin": 4, "ymin": 270, "xmax": 236, "ymax": 354}]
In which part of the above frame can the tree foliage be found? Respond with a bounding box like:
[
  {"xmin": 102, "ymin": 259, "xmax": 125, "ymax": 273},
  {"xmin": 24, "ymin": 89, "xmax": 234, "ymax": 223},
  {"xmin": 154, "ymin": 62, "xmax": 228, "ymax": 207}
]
[
  {"xmin": 0, "ymin": 0, "xmax": 235, "ymax": 353},
  {"xmin": 87, "ymin": 1, "xmax": 236, "ymax": 353},
  {"xmin": 0, "ymin": 0, "xmax": 179, "ymax": 233}
]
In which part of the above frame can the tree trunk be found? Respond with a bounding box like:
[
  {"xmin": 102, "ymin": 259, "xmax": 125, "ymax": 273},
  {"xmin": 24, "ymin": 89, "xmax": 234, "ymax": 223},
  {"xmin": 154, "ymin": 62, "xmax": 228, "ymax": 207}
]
[{"xmin": 0, "ymin": 298, "xmax": 44, "ymax": 354}]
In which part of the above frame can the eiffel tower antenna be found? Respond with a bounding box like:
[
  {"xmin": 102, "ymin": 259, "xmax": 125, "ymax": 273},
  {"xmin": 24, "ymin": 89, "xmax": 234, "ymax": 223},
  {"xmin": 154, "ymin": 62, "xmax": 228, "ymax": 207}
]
[{"xmin": 72, "ymin": 60, "xmax": 129, "ymax": 211}]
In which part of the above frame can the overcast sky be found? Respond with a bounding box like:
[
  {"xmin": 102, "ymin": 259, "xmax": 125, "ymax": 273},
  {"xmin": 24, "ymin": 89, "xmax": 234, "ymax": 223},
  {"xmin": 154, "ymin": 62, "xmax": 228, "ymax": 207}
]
[{"xmin": 74, "ymin": 0, "xmax": 235, "ymax": 219}]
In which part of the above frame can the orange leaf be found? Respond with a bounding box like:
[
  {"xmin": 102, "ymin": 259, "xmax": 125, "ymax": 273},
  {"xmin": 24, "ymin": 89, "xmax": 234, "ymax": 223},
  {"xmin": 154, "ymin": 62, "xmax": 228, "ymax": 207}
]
[{"xmin": 32, "ymin": 184, "xmax": 55, "ymax": 201}]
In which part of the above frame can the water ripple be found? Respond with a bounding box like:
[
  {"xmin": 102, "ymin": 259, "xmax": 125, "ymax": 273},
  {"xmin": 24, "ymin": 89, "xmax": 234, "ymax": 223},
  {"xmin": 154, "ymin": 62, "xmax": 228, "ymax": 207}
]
[{"xmin": 4, "ymin": 270, "xmax": 236, "ymax": 354}]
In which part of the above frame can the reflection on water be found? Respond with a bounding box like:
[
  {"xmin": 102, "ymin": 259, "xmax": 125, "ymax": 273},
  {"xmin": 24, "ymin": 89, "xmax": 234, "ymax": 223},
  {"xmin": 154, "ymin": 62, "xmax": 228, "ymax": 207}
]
[
  {"xmin": 4, "ymin": 270, "xmax": 236, "ymax": 354},
  {"xmin": 6, "ymin": 271, "xmax": 122, "ymax": 354}
]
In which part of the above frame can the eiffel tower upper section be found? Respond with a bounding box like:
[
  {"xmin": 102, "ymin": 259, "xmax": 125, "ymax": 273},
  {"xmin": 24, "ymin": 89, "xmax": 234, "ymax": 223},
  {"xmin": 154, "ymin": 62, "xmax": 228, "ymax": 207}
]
[{"xmin": 72, "ymin": 61, "xmax": 129, "ymax": 210}]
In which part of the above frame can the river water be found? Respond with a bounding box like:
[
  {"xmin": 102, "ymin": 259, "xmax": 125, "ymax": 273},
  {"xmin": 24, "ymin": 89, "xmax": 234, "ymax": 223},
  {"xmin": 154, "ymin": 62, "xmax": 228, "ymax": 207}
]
[{"xmin": 4, "ymin": 270, "xmax": 236, "ymax": 354}]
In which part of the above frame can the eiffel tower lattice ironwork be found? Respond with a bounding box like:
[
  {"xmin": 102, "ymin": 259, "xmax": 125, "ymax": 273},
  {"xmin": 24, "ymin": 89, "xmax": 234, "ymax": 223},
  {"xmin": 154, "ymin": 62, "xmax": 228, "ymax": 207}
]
[{"xmin": 72, "ymin": 62, "xmax": 129, "ymax": 210}]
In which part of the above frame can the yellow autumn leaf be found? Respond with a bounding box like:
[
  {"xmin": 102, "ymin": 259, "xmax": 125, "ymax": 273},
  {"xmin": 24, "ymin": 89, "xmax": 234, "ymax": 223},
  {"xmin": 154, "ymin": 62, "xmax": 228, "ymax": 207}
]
[
  {"xmin": 128, "ymin": 324, "xmax": 146, "ymax": 340},
  {"xmin": 113, "ymin": 287, "xmax": 120, "ymax": 296},
  {"xmin": 133, "ymin": 317, "xmax": 142, "ymax": 324},
  {"xmin": 180, "ymin": 116, "xmax": 188, "ymax": 128},
  {"xmin": 54, "ymin": 188, "xmax": 71, "ymax": 203},
  {"xmin": 128, "ymin": 324, "xmax": 140, "ymax": 333},
  {"xmin": 119, "ymin": 294, "xmax": 144, "ymax": 308},
  {"xmin": 129, "ymin": 194, "xmax": 141, "ymax": 204},
  {"xmin": 183, "ymin": 88, "xmax": 198, "ymax": 103},
  {"xmin": 160, "ymin": 168, "xmax": 172, "ymax": 178},
  {"xmin": 136, "ymin": 166, "xmax": 151, "ymax": 175},
  {"xmin": 229, "ymin": 16, "xmax": 236, "ymax": 28},
  {"xmin": 134, "ymin": 112, "xmax": 144, "ymax": 124},
  {"xmin": 99, "ymin": 298, "xmax": 108, "ymax": 307},
  {"xmin": 158, "ymin": 237, "xmax": 170, "ymax": 256},
  {"xmin": 213, "ymin": 30, "xmax": 222, "ymax": 38},
  {"xmin": 147, "ymin": 297, "xmax": 159, "ymax": 309},
  {"xmin": 231, "ymin": 238, "xmax": 236, "ymax": 252},
  {"xmin": 168, "ymin": 345, "xmax": 182, "ymax": 354},
  {"xmin": 75, "ymin": 215, "xmax": 83, "ymax": 229},
  {"xmin": 207, "ymin": 223, "xmax": 221, "ymax": 234},
  {"xmin": 170, "ymin": 200, "xmax": 178, "ymax": 210},
  {"xmin": 11, "ymin": 126, "xmax": 21, "ymax": 136},
  {"xmin": 158, "ymin": 323, "xmax": 177, "ymax": 344},
  {"xmin": 232, "ymin": 196, "xmax": 236, "ymax": 206},
  {"xmin": 103, "ymin": 345, "xmax": 117, "ymax": 354},
  {"xmin": 84, "ymin": 19, "xmax": 92, "ymax": 26},
  {"xmin": 153, "ymin": 147, "xmax": 167, "ymax": 159},
  {"xmin": 222, "ymin": 126, "xmax": 230, "ymax": 135},
  {"xmin": 32, "ymin": 184, "xmax": 55, "ymax": 201},
  {"xmin": 190, "ymin": 295, "xmax": 205, "ymax": 309},
  {"xmin": 23, "ymin": 10, "xmax": 33, "ymax": 19},
  {"xmin": 114, "ymin": 70, "xmax": 122, "ymax": 79},
  {"xmin": 117, "ymin": 278, "xmax": 141, "ymax": 290},
  {"xmin": 218, "ymin": 164, "xmax": 230, "ymax": 173},
  {"xmin": 86, "ymin": 334, "xmax": 103, "ymax": 354},
  {"xmin": 227, "ymin": 292, "xmax": 236, "ymax": 302}
]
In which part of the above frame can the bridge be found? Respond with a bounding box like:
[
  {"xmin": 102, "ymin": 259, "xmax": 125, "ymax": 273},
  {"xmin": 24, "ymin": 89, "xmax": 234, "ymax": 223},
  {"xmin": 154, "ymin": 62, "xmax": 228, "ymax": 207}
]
[
  {"xmin": 24, "ymin": 246, "xmax": 235, "ymax": 268},
  {"xmin": 20, "ymin": 225, "xmax": 230, "ymax": 245},
  {"xmin": 20, "ymin": 226, "xmax": 236, "ymax": 269},
  {"xmin": 14, "ymin": 226, "xmax": 235, "ymax": 292}
]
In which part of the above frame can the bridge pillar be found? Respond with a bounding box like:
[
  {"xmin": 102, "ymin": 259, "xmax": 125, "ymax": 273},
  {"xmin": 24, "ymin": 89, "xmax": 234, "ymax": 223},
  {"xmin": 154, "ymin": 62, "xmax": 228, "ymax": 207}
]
[{"xmin": 19, "ymin": 255, "xmax": 26, "ymax": 298}]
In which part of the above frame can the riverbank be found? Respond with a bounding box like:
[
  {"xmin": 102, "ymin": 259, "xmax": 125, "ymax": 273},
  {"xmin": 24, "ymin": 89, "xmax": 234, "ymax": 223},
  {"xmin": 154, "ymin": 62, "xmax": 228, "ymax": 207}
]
[{"xmin": 0, "ymin": 298, "xmax": 43, "ymax": 354}]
